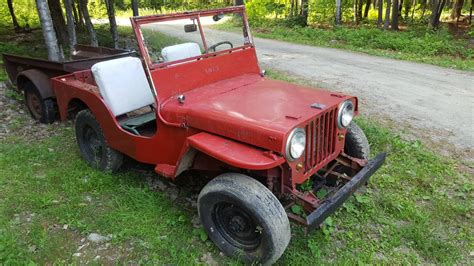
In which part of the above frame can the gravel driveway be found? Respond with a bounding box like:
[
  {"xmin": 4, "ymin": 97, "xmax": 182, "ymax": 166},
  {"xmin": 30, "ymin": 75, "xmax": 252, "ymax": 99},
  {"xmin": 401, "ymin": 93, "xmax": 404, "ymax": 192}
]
[{"xmin": 120, "ymin": 18, "xmax": 474, "ymax": 159}]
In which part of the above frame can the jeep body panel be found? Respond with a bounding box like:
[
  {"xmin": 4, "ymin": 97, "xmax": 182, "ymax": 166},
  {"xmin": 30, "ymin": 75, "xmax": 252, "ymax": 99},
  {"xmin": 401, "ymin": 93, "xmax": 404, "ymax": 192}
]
[{"xmin": 161, "ymin": 73, "xmax": 357, "ymax": 153}]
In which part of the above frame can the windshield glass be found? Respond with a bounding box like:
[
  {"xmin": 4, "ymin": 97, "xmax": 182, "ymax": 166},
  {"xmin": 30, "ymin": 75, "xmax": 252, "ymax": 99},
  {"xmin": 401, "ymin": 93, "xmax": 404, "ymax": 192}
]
[{"xmin": 137, "ymin": 10, "xmax": 252, "ymax": 67}]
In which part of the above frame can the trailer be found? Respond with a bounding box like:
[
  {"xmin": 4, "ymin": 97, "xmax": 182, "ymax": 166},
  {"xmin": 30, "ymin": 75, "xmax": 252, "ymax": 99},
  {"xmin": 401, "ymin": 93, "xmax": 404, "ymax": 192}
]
[{"xmin": 2, "ymin": 44, "xmax": 136, "ymax": 123}]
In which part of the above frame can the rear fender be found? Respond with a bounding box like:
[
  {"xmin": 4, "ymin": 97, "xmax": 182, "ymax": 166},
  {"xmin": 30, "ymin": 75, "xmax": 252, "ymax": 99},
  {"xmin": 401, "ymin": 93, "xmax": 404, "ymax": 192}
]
[
  {"xmin": 17, "ymin": 69, "xmax": 54, "ymax": 99},
  {"xmin": 185, "ymin": 132, "xmax": 285, "ymax": 171}
]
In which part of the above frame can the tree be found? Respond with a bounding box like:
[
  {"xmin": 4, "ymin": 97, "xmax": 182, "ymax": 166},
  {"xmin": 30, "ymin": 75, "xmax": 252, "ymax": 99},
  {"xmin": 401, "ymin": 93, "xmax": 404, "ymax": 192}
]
[
  {"xmin": 354, "ymin": 0, "xmax": 363, "ymax": 23},
  {"xmin": 450, "ymin": 0, "xmax": 465, "ymax": 21},
  {"xmin": 35, "ymin": 0, "xmax": 63, "ymax": 61},
  {"xmin": 430, "ymin": 0, "xmax": 447, "ymax": 28},
  {"xmin": 78, "ymin": 0, "xmax": 98, "ymax": 46},
  {"xmin": 48, "ymin": 0, "xmax": 69, "ymax": 45},
  {"xmin": 378, "ymin": 0, "xmax": 384, "ymax": 26},
  {"xmin": 105, "ymin": 0, "xmax": 119, "ymax": 48},
  {"xmin": 364, "ymin": 0, "xmax": 372, "ymax": 18},
  {"xmin": 64, "ymin": 0, "xmax": 77, "ymax": 54},
  {"xmin": 336, "ymin": 0, "xmax": 343, "ymax": 25},
  {"xmin": 131, "ymin": 0, "xmax": 139, "ymax": 16},
  {"xmin": 7, "ymin": 0, "xmax": 21, "ymax": 31},
  {"xmin": 301, "ymin": 0, "xmax": 309, "ymax": 26},
  {"xmin": 384, "ymin": 0, "xmax": 392, "ymax": 29},
  {"xmin": 391, "ymin": 0, "xmax": 399, "ymax": 29}
]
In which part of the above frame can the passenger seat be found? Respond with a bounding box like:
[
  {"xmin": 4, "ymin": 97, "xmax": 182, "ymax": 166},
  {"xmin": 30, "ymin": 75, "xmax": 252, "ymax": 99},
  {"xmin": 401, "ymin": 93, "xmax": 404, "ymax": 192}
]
[{"xmin": 91, "ymin": 57, "xmax": 155, "ymax": 135}]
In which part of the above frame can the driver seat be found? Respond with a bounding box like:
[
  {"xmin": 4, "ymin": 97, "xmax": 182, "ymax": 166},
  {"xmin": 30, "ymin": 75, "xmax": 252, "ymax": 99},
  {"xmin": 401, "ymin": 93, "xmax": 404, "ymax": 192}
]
[{"xmin": 161, "ymin": 42, "xmax": 201, "ymax": 62}]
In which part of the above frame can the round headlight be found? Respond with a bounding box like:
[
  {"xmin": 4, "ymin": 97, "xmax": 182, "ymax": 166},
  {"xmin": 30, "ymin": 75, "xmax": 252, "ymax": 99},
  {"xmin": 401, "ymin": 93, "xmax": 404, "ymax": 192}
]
[
  {"xmin": 337, "ymin": 100, "xmax": 354, "ymax": 129},
  {"xmin": 286, "ymin": 128, "xmax": 306, "ymax": 161}
]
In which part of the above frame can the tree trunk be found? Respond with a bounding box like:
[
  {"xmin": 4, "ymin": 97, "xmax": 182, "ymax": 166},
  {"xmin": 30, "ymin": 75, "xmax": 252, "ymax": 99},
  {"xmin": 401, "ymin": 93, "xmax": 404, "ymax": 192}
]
[
  {"xmin": 64, "ymin": 0, "xmax": 77, "ymax": 54},
  {"xmin": 336, "ymin": 0, "xmax": 342, "ymax": 24},
  {"xmin": 411, "ymin": 0, "xmax": 416, "ymax": 18},
  {"xmin": 48, "ymin": 0, "xmax": 68, "ymax": 45},
  {"xmin": 354, "ymin": 0, "xmax": 363, "ymax": 23},
  {"xmin": 384, "ymin": 0, "xmax": 392, "ymax": 28},
  {"xmin": 294, "ymin": 0, "xmax": 299, "ymax": 17},
  {"xmin": 301, "ymin": 0, "xmax": 309, "ymax": 26},
  {"xmin": 290, "ymin": 0, "xmax": 295, "ymax": 17},
  {"xmin": 7, "ymin": 0, "xmax": 21, "ymax": 30},
  {"xmin": 35, "ymin": 0, "xmax": 63, "ymax": 61},
  {"xmin": 79, "ymin": 0, "xmax": 98, "ymax": 46},
  {"xmin": 354, "ymin": 0, "xmax": 359, "ymax": 23},
  {"xmin": 391, "ymin": 0, "xmax": 399, "ymax": 29},
  {"xmin": 131, "ymin": 0, "xmax": 139, "ymax": 16},
  {"xmin": 430, "ymin": 0, "xmax": 447, "ymax": 28},
  {"xmin": 470, "ymin": 0, "xmax": 473, "ymax": 24},
  {"xmin": 450, "ymin": 0, "xmax": 464, "ymax": 20},
  {"xmin": 364, "ymin": 0, "xmax": 372, "ymax": 17},
  {"xmin": 76, "ymin": 0, "xmax": 85, "ymax": 29},
  {"xmin": 105, "ymin": 0, "xmax": 119, "ymax": 48},
  {"xmin": 378, "ymin": 0, "xmax": 384, "ymax": 25}
]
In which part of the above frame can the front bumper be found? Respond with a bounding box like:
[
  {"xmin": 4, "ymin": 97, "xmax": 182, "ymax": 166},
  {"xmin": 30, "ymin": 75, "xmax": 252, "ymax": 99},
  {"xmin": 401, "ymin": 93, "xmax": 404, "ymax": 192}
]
[{"xmin": 306, "ymin": 152, "xmax": 386, "ymax": 232}]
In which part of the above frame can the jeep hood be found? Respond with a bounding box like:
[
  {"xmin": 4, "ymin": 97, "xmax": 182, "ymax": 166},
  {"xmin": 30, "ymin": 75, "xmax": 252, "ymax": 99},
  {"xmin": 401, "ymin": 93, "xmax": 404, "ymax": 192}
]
[{"xmin": 161, "ymin": 74, "xmax": 355, "ymax": 152}]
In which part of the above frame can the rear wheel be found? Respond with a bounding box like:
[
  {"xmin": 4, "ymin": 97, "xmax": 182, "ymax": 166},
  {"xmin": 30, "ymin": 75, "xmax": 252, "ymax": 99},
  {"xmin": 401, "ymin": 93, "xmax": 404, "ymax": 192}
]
[
  {"xmin": 198, "ymin": 173, "xmax": 290, "ymax": 264},
  {"xmin": 75, "ymin": 109, "xmax": 123, "ymax": 171},
  {"xmin": 24, "ymin": 82, "xmax": 56, "ymax": 124}
]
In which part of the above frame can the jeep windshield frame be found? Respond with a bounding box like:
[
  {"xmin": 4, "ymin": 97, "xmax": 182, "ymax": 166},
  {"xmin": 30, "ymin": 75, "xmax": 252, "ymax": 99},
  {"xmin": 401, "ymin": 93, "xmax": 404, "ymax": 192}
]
[{"xmin": 130, "ymin": 6, "xmax": 253, "ymax": 70}]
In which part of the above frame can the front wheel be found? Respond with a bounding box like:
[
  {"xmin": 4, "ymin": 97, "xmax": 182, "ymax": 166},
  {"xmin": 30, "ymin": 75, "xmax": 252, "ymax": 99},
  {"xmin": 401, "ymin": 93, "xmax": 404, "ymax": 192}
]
[
  {"xmin": 344, "ymin": 122, "xmax": 370, "ymax": 160},
  {"xmin": 75, "ymin": 109, "xmax": 123, "ymax": 171},
  {"xmin": 198, "ymin": 173, "xmax": 291, "ymax": 264}
]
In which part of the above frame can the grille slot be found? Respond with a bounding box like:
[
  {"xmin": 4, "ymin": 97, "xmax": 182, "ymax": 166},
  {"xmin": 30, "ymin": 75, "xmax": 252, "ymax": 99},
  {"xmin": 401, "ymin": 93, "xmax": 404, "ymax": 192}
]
[{"xmin": 304, "ymin": 108, "xmax": 337, "ymax": 172}]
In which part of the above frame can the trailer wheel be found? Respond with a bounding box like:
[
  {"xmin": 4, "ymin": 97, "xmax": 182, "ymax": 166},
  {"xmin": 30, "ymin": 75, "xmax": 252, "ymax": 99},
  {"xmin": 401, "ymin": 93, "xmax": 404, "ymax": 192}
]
[
  {"xmin": 24, "ymin": 83, "xmax": 56, "ymax": 124},
  {"xmin": 75, "ymin": 109, "xmax": 123, "ymax": 171},
  {"xmin": 344, "ymin": 122, "xmax": 370, "ymax": 160},
  {"xmin": 198, "ymin": 173, "xmax": 290, "ymax": 264}
]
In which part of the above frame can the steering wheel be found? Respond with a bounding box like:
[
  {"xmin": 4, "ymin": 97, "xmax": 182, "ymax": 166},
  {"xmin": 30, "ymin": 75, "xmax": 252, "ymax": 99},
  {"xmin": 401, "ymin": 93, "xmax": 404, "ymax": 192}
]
[{"xmin": 208, "ymin": 41, "xmax": 233, "ymax": 52}]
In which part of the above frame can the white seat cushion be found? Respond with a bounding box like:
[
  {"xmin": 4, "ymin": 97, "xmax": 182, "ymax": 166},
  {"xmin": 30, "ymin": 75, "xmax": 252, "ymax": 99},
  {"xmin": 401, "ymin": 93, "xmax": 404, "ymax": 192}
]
[
  {"xmin": 161, "ymin": 42, "xmax": 201, "ymax": 62},
  {"xmin": 91, "ymin": 57, "xmax": 154, "ymax": 117}
]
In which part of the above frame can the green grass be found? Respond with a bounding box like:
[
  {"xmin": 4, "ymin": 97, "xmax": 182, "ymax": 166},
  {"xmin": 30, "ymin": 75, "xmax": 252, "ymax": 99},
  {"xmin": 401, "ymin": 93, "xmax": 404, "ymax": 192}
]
[
  {"xmin": 1, "ymin": 24, "xmax": 472, "ymax": 264},
  {"xmin": 215, "ymin": 20, "xmax": 474, "ymax": 71},
  {"xmin": 1, "ymin": 89, "xmax": 471, "ymax": 264}
]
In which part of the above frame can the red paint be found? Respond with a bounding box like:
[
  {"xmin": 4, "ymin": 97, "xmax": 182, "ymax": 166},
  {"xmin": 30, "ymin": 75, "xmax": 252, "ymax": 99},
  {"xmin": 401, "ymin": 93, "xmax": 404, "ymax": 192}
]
[{"xmin": 50, "ymin": 7, "xmax": 366, "ymax": 211}]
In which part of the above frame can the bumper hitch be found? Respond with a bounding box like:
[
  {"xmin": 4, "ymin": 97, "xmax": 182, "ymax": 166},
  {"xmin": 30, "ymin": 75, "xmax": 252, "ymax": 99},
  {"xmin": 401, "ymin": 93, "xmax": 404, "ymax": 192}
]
[{"xmin": 306, "ymin": 152, "xmax": 386, "ymax": 232}]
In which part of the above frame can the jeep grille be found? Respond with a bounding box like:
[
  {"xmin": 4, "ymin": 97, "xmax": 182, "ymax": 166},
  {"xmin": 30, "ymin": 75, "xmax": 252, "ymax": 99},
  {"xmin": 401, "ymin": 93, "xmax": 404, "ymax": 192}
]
[{"xmin": 304, "ymin": 107, "xmax": 337, "ymax": 172}]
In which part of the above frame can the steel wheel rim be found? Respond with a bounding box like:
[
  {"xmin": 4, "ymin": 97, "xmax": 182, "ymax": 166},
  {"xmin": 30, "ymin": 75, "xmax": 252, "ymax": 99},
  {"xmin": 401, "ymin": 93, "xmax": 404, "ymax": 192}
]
[
  {"xmin": 212, "ymin": 202, "xmax": 262, "ymax": 250},
  {"xmin": 83, "ymin": 125, "xmax": 103, "ymax": 162},
  {"xmin": 26, "ymin": 91, "xmax": 42, "ymax": 120}
]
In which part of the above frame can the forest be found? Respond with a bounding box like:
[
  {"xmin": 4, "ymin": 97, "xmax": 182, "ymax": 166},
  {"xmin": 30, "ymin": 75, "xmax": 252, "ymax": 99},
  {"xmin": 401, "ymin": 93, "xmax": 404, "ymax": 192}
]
[{"xmin": 0, "ymin": 0, "xmax": 472, "ymax": 70}]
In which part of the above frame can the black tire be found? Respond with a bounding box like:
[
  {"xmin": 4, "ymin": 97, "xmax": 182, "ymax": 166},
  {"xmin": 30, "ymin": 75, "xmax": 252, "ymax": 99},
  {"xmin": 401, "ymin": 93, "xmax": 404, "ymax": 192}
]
[
  {"xmin": 75, "ymin": 109, "xmax": 123, "ymax": 171},
  {"xmin": 198, "ymin": 173, "xmax": 290, "ymax": 265},
  {"xmin": 24, "ymin": 82, "xmax": 56, "ymax": 124},
  {"xmin": 344, "ymin": 122, "xmax": 370, "ymax": 160}
]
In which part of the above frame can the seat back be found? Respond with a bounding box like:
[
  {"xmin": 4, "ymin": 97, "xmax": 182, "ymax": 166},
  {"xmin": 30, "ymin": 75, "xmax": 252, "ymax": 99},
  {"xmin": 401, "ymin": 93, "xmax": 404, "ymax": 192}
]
[
  {"xmin": 161, "ymin": 42, "xmax": 201, "ymax": 62},
  {"xmin": 91, "ymin": 57, "xmax": 154, "ymax": 117}
]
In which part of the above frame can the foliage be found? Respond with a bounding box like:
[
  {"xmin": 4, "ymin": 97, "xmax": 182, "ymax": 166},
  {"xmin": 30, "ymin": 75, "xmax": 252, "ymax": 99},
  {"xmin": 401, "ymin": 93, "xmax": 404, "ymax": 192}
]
[
  {"xmin": 215, "ymin": 21, "xmax": 474, "ymax": 70},
  {"xmin": 0, "ymin": 0, "xmax": 38, "ymax": 28}
]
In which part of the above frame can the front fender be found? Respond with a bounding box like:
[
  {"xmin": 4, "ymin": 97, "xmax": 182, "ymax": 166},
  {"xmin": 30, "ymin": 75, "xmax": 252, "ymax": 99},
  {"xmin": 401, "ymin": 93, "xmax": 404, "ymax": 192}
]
[{"xmin": 187, "ymin": 132, "xmax": 285, "ymax": 171}]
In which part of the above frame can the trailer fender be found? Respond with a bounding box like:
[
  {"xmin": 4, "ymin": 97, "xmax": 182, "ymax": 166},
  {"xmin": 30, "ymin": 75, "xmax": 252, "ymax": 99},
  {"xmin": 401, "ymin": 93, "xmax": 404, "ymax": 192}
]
[
  {"xmin": 17, "ymin": 69, "xmax": 54, "ymax": 99},
  {"xmin": 186, "ymin": 132, "xmax": 285, "ymax": 171}
]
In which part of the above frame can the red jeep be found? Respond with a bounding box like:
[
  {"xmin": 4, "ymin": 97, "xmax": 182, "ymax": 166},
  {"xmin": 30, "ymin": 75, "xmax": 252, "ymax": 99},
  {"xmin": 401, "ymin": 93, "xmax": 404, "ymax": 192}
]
[{"xmin": 49, "ymin": 6, "xmax": 385, "ymax": 264}]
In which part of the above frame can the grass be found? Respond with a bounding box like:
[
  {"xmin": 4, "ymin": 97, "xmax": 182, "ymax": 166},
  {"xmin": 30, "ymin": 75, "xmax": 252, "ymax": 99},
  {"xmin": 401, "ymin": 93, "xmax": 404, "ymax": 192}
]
[
  {"xmin": 214, "ymin": 19, "xmax": 474, "ymax": 71},
  {"xmin": 0, "ymin": 23, "xmax": 472, "ymax": 264}
]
